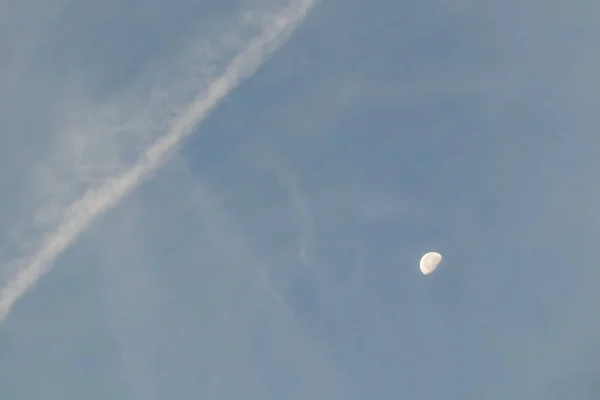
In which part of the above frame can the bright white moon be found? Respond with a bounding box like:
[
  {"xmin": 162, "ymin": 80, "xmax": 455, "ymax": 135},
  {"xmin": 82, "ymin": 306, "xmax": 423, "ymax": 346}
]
[{"xmin": 420, "ymin": 251, "xmax": 442, "ymax": 275}]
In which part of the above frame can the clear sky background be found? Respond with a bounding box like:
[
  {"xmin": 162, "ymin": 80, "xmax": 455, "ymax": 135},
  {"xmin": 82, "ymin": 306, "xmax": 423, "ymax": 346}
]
[{"xmin": 1, "ymin": 0, "xmax": 599, "ymax": 398}]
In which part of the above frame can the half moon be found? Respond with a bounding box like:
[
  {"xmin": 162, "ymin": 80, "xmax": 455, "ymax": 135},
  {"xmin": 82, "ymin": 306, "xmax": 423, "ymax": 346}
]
[{"xmin": 420, "ymin": 251, "xmax": 442, "ymax": 275}]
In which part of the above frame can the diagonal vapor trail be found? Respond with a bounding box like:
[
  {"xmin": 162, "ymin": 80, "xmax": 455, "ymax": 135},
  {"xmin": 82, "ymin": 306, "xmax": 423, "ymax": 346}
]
[{"xmin": 0, "ymin": 0, "xmax": 316, "ymax": 325}]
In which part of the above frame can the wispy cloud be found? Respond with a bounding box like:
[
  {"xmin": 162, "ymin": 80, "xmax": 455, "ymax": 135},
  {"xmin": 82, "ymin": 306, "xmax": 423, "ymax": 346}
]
[
  {"xmin": 0, "ymin": 0, "xmax": 316, "ymax": 325},
  {"xmin": 276, "ymin": 167, "xmax": 314, "ymax": 265}
]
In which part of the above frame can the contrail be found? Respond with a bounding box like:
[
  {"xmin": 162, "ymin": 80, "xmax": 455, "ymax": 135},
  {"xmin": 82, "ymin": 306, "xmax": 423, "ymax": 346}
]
[{"xmin": 0, "ymin": 0, "xmax": 316, "ymax": 324}]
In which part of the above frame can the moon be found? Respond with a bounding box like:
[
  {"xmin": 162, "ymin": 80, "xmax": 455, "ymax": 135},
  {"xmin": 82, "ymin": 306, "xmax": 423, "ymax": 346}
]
[{"xmin": 420, "ymin": 251, "xmax": 442, "ymax": 275}]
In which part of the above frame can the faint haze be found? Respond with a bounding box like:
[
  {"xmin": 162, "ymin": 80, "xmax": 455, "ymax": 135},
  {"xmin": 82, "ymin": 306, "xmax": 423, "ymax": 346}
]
[{"xmin": 1, "ymin": 0, "xmax": 599, "ymax": 399}]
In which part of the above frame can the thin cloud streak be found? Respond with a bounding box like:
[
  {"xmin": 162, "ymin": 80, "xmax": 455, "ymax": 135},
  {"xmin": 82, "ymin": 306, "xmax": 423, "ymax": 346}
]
[{"xmin": 0, "ymin": 0, "xmax": 316, "ymax": 325}]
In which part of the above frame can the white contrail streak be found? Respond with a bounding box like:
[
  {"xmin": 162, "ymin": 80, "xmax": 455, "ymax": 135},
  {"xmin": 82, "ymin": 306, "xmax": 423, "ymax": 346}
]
[{"xmin": 0, "ymin": 0, "xmax": 316, "ymax": 324}]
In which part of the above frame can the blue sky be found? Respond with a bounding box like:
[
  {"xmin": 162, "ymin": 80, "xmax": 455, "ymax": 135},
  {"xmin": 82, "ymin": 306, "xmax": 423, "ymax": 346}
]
[{"xmin": 1, "ymin": 0, "xmax": 599, "ymax": 398}]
